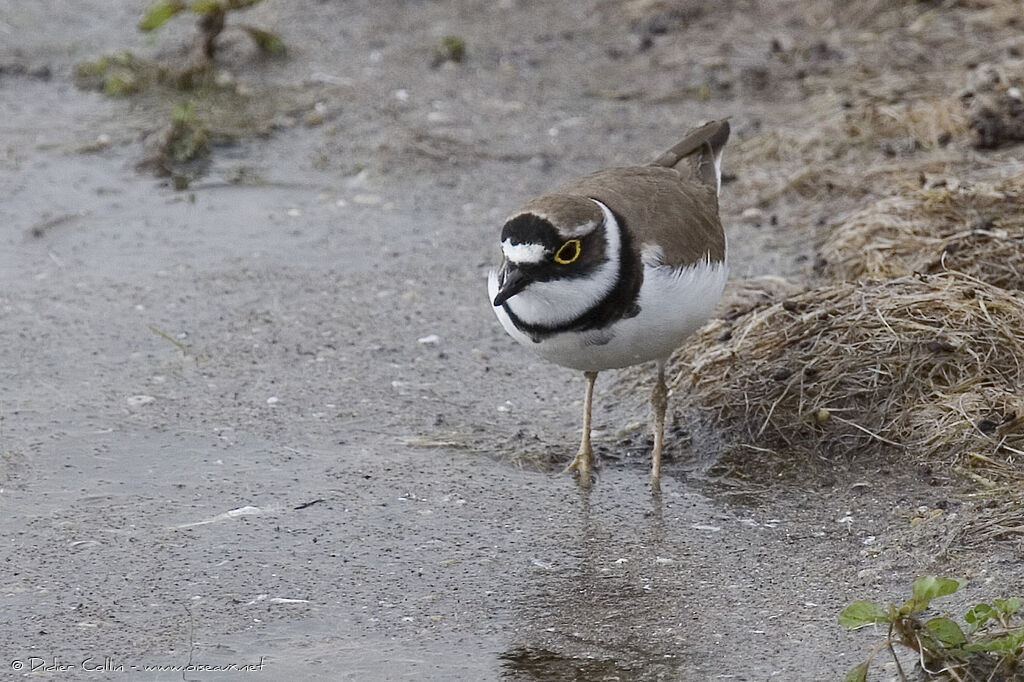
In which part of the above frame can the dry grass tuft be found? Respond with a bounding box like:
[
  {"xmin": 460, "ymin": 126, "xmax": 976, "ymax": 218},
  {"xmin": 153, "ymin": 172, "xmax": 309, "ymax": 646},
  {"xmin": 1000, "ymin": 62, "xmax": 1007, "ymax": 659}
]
[
  {"xmin": 844, "ymin": 97, "xmax": 970, "ymax": 151},
  {"xmin": 714, "ymin": 275, "xmax": 805, "ymax": 320},
  {"xmin": 670, "ymin": 272, "xmax": 1024, "ymax": 475},
  {"xmin": 819, "ymin": 173, "xmax": 1024, "ymax": 288}
]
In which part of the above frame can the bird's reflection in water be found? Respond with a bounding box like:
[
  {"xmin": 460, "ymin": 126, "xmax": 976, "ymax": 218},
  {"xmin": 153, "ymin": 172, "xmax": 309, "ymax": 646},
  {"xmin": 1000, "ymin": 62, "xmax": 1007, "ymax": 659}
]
[
  {"xmin": 499, "ymin": 483, "xmax": 689, "ymax": 680},
  {"xmin": 498, "ymin": 646, "xmax": 631, "ymax": 681}
]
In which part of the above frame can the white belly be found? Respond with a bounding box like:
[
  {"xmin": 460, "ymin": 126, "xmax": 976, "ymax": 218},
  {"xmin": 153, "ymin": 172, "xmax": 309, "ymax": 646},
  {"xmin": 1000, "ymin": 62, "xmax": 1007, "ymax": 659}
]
[{"xmin": 488, "ymin": 260, "xmax": 727, "ymax": 372}]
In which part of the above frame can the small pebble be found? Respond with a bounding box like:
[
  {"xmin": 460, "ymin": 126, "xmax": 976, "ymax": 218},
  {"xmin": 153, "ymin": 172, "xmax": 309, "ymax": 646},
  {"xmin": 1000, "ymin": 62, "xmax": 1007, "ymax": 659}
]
[{"xmin": 740, "ymin": 207, "xmax": 765, "ymax": 225}]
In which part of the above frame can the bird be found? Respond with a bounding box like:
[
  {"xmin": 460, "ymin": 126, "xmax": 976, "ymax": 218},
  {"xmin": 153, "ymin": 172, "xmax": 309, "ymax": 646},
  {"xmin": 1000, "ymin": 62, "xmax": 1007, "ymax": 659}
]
[{"xmin": 487, "ymin": 120, "xmax": 730, "ymax": 490}]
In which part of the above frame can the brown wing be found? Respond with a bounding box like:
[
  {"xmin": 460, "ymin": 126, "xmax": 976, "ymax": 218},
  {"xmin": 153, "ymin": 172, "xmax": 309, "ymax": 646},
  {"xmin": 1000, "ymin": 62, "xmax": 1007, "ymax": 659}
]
[
  {"xmin": 649, "ymin": 119, "xmax": 730, "ymax": 190},
  {"xmin": 545, "ymin": 166, "xmax": 725, "ymax": 268}
]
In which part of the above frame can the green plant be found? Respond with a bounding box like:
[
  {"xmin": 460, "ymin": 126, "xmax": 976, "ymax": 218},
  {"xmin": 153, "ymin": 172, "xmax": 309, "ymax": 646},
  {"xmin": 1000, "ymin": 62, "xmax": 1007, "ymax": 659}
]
[
  {"xmin": 135, "ymin": 101, "xmax": 211, "ymax": 187},
  {"xmin": 140, "ymin": 1, "xmax": 284, "ymax": 75},
  {"xmin": 432, "ymin": 35, "xmax": 467, "ymax": 67},
  {"xmin": 840, "ymin": 576, "xmax": 1024, "ymax": 681},
  {"xmin": 166, "ymin": 101, "xmax": 209, "ymax": 164},
  {"xmin": 76, "ymin": 2, "xmax": 284, "ymax": 96},
  {"xmin": 73, "ymin": 52, "xmax": 143, "ymax": 96}
]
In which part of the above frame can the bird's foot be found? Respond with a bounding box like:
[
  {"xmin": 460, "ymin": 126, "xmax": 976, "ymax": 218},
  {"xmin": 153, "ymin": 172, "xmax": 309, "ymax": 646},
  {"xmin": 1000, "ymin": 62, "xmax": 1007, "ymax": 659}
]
[{"xmin": 563, "ymin": 450, "xmax": 594, "ymax": 488}]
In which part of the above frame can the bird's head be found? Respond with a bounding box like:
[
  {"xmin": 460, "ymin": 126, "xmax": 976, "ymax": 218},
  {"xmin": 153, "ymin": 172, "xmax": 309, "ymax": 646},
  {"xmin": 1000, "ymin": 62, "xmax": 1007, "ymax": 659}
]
[{"xmin": 492, "ymin": 196, "xmax": 611, "ymax": 308}]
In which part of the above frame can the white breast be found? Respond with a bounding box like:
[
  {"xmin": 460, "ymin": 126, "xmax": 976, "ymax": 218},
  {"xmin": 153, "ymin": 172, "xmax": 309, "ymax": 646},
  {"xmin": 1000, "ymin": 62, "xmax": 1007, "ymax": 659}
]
[{"xmin": 489, "ymin": 258, "xmax": 727, "ymax": 372}]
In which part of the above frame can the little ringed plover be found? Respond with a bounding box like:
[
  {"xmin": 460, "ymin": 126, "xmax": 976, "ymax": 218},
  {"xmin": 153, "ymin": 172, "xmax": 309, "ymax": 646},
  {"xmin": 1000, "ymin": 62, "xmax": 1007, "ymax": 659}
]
[{"xmin": 488, "ymin": 119, "xmax": 730, "ymax": 489}]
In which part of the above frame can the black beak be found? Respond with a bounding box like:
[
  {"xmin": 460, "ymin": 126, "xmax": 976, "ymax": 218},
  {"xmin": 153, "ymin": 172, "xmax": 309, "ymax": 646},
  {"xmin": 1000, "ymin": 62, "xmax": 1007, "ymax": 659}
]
[{"xmin": 492, "ymin": 265, "xmax": 530, "ymax": 307}]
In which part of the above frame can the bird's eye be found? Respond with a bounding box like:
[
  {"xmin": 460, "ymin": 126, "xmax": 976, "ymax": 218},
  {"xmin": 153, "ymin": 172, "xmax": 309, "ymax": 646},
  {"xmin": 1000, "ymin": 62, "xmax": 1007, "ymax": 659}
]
[{"xmin": 554, "ymin": 239, "xmax": 581, "ymax": 265}]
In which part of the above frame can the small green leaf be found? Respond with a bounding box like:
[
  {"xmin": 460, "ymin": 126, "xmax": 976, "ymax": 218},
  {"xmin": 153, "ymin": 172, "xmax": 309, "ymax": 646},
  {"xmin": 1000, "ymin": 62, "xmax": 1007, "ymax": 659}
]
[
  {"xmin": 103, "ymin": 71, "xmax": 138, "ymax": 97},
  {"xmin": 139, "ymin": 0, "xmax": 186, "ymax": 31},
  {"xmin": 993, "ymin": 597, "xmax": 1023, "ymax": 617},
  {"xmin": 964, "ymin": 628, "xmax": 1024, "ymax": 654},
  {"xmin": 171, "ymin": 100, "xmax": 196, "ymax": 125},
  {"xmin": 965, "ymin": 603, "xmax": 994, "ymax": 624},
  {"xmin": 925, "ymin": 617, "xmax": 967, "ymax": 647},
  {"xmin": 899, "ymin": 597, "xmax": 923, "ymax": 615},
  {"xmin": 844, "ymin": 662, "xmax": 869, "ymax": 682},
  {"xmin": 191, "ymin": 0, "xmax": 222, "ymax": 14},
  {"xmin": 241, "ymin": 26, "xmax": 286, "ymax": 55},
  {"xmin": 965, "ymin": 603, "xmax": 994, "ymax": 634},
  {"xmin": 440, "ymin": 35, "xmax": 466, "ymax": 63},
  {"xmin": 839, "ymin": 600, "xmax": 890, "ymax": 629},
  {"xmin": 912, "ymin": 576, "xmax": 962, "ymax": 605}
]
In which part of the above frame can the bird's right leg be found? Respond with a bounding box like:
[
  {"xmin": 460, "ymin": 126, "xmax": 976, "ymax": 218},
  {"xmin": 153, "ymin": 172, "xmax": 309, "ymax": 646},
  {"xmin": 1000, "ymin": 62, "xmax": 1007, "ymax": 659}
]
[{"xmin": 564, "ymin": 370, "xmax": 598, "ymax": 488}]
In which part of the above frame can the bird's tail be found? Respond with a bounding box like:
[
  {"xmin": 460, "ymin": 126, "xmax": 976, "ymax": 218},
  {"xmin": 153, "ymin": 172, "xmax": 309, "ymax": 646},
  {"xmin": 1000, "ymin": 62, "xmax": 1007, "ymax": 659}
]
[{"xmin": 648, "ymin": 119, "xmax": 730, "ymax": 195}]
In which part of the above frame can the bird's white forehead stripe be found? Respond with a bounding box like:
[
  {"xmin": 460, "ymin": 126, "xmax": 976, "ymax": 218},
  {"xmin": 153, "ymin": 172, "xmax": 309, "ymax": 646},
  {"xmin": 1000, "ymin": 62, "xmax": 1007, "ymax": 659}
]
[{"xmin": 502, "ymin": 240, "xmax": 548, "ymax": 264}]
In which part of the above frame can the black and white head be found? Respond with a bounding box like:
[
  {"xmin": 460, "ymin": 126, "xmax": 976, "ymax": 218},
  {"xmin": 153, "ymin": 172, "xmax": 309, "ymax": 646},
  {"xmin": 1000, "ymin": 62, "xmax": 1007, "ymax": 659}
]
[{"xmin": 489, "ymin": 196, "xmax": 622, "ymax": 329}]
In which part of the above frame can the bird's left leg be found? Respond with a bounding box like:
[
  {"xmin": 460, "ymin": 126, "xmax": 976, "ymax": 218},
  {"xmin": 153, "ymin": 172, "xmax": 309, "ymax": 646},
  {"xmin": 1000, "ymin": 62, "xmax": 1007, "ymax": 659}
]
[{"xmin": 650, "ymin": 360, "xmax": 669, "ymax": 491}]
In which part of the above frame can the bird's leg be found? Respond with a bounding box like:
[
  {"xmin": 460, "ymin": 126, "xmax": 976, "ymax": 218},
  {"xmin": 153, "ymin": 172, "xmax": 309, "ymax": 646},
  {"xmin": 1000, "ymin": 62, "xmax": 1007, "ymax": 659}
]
[
  {"xmin": 650, "ymin": 360, "xmax": 668, "ymax": 491},
  {"xmin": 564, "ymin": 370, "xmax": 598, "ymax": 488}
]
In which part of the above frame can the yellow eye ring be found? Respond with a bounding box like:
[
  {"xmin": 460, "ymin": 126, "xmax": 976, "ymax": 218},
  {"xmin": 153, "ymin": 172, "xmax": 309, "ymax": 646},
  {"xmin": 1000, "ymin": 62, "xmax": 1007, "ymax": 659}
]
[{"xmin": 554, "ymin": 239, "xmax": 581, "ymax": 265}]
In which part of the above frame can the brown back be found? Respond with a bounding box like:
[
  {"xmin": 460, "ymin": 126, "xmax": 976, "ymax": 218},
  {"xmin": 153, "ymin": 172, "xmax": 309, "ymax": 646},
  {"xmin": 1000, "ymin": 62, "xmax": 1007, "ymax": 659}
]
[{"xmin": 538, "ymin": 165, "xmax": 725, "ymax": 268}]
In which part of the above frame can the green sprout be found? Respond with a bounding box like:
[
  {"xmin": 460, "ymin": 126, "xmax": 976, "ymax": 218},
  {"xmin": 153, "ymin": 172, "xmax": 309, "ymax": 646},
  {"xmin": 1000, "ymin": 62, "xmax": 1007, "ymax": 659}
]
[
  {"xmin": 432, "ymin": 35, "xmax": 467, "ymax": 67},
  {"xmin": 840, "ymin": 576, "xmax": 1023, "ymax": 681},
  {"xmin": 139, "ymin": 0, "xmax": 284, "ymax": 82},
  {"xmin": 73, "ymin": 53, "xmax": 142, "ymax": 97}
]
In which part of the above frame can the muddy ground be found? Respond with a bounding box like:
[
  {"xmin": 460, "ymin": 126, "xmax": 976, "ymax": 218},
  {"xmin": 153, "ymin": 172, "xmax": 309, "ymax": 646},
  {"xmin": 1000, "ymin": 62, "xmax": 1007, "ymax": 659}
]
[{"xmin": 1, "ymin": 1, "xmax": 1022, "ymax": 680}]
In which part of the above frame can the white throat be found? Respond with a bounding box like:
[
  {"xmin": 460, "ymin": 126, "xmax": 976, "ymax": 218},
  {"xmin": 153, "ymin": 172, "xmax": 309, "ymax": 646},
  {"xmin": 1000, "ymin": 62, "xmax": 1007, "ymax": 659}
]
[{"xmin": 502, "ymin": 199, "xmax": 621, "ymax": 328}]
